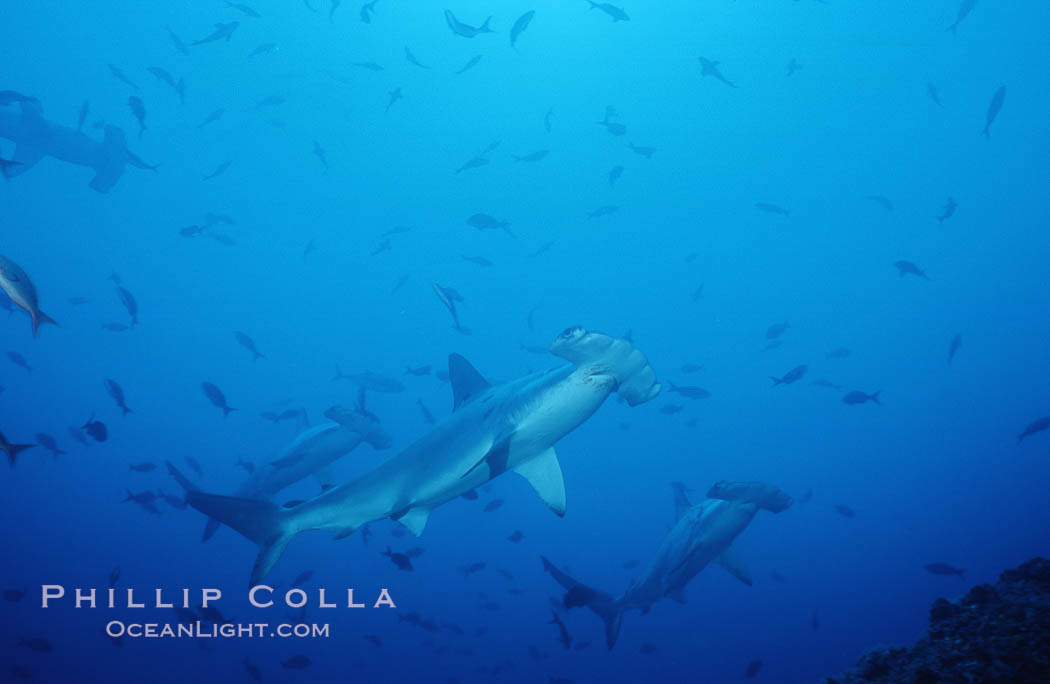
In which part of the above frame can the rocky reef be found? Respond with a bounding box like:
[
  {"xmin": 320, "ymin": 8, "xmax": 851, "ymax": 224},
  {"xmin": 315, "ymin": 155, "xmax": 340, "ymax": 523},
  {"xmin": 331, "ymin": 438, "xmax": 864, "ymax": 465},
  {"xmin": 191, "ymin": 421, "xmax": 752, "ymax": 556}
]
[{"xmin": 824, "ymin": 557, "xmax": 1050, "ymax": 684}]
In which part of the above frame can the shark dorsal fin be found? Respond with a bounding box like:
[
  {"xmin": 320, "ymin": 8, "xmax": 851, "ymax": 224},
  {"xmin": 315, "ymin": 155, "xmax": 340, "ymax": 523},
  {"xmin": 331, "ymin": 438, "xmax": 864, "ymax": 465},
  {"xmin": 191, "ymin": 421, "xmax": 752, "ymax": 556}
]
[
  {"xmin": 515, "ymin": 448, "xmax": 566, "ymax": 516},
  {"xmin": 716, "ymin": 547, "xmax": 752, "ymax": 586},
  {"xmin": 449, "ymin": 353, "xmax": 491, "ymax": 411},
  {"xmin": 671, "ymin": 481, "xmax": 692, "ymax": 521}
]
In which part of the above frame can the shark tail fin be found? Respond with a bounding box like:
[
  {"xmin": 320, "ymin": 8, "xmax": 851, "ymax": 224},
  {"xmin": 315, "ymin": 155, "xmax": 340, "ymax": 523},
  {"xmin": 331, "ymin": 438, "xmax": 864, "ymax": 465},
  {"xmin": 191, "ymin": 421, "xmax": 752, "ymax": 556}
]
[
  {"xmin": 166, "ymin": 460, "xmax": 222, "ymax": 542},
  {"xmin": 550, "ymin": 328, "xmax": 661, "ymax": 406},
  {"xmin": 4, "ymin": 442, "xmax": 36, "ymax": 467},
  {"xmin": 89, "ymin": 125, "xmax": 128, "ymax": 193},
  {"xmin": 706, "ymin": 481, "xmax": 794, "ymax": 513},
  {"xmin": 541, "ymin": 556, "xmax": 625, "ymax": 649},
  {"xmin": 185, "ymin": 491, "xmax": 296, "ymax": 586},
  {"xmin": 481, "ymin": 16, "xmax": 493, "ymax": 32}
]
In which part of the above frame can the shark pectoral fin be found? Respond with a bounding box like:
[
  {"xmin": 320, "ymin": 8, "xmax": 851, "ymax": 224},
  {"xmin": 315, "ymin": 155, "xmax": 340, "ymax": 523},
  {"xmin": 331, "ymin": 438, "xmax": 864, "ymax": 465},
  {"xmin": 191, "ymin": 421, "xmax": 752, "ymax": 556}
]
[
  {"xmin": 716, "ymin": 547, "xmax": 753, "ymax": 586},
  {"xmin": 393, "ymin": 507, "xmax": 431, "ymax": 536},
  {"xmin": 448, "ymin": 353, "xmax": 491, "ymax": 411},
  {"xmin": 514, "ymin": 448, "xmax": 566, "ymax": 516},
  {"xmin": 314, "ymin": 465, "xmax": 337, "ymax": 492}
]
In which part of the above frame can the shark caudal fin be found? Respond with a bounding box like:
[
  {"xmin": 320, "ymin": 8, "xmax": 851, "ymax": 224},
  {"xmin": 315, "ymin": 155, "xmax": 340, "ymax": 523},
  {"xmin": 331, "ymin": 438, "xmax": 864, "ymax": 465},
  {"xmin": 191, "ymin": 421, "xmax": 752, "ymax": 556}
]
[
  {"xmin": 541, "ymin": 556, "xmax": 625, "ymax": 650},
  {"xmin": 706, "ymin": 481, "xmax": 794, "ymax": 513},
  {"xmin": 549, "ymin": 327, "xmax": 660, "ymax": 406},
  {"xmin": 185, "ymin": 491, "xmax": 296, "ymax": 586}
]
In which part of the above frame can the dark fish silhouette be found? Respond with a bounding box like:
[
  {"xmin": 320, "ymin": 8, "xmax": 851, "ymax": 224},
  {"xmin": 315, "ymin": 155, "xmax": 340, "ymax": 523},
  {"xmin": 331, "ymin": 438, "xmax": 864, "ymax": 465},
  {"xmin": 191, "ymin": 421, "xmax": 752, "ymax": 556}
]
[
  {"xmin": 745, "ymin": 660, "xmax": 763, "ymax": 678},
  {"xmin": 234, "ymin": 331, "xmax": 265, "ymax": 361},
  {"xmin": 698, "ymin": 57, "xmax": 736, "ymax": 87},
  {"xmin": 766, "ymin": 320, "xmax": 790, "ymax": 339},
  {"xmin": 667, "ymin": 383, "xmax": 711, "ymax": 400},
  {"xmin": 456, "ymin": 54, "xmax": 483, "ymax": 74},
  {"xmin": 586, "ymin": 2, "xmax": 629, "ymax": 22},
  {"xmin": 510, "ymin": 11, "xmax": 535, "ymax": 48},
  {"xmin": 982, "ymin": 85, "xmax": 1006, "ymax": 138},
  {"xmin": 203, "ymin": 160, "xmax": 232, "ymax": 180},
  {"xmin": 924, "ymin": 563, "xmax": 965, "ymax": 578},
  {"xmin": 108, "ymin": 64, "xmax": 140, "ymax": 90},
  {"xmin": 81, "ymin": 416, "xmax": 108, "ymax": 442},
  {"xmin": 105, "ymin": 379, "xmax": 132, "ymax": 416},
  {"xmin": 35, "ymin": 433, "xmax": 65, "ymax": 457},
  {"xmin": 947, "ymin": 333, "xmax": 962, "ymax": 365},
  {"xmin": 1017, "ymin": 416, "xmax": 1050, "ymax": 443},
  {"xmin": 513, "ymin": 150, "xmax": 549, "ymax": 163},
  {"xmin": 628, "ymin": 142, "xmax": 655, "ymax": 158},
  {"xmin": 0, "ymin": 431, "xmax": 35, "ymax": 467},
  {"xmin": 770, "ymin": 364, "xmax": 807, "ymax": 386},
  {"xmin": 360, "ymin": 0, "xmax": 378, "ymax": 23},
  {"xmin": 936, "ymin": 197, "xmax": 956, "ymax": 224},
  {"xmin": 385, "ymin": 87, "xmax": 402, "ymax": 113},
  {"xmin": 201, "ymin": 382, "xmax": 237, "ymax": 417},
  {"xmin": 894, "ymin": 260, "xmax": 929, "ymax": 279},
  {"xmin": 467, "ymin": 213, "xmax": 511, "ymax": 233},
  {"xmin": 197, "ymin": 109, "xmax": 224, "ymax": 129},
  {"xmin": 445, "ymin": 10, "xmax": 493, "ymax": 38},
  {"xmin": 129, "ymin": 462, "xmax": 156, "ymax": 472},
  {"xmin": 946, "ymin": 0, "xmax": 977, "ymax": 33},
  {"xmin": 609, "ymin": 165, "xmax": 624, "ymax": 187},
  {"xmin": 225, "ymin": 2, "xmax": 261, "ymax": 18},
  {"xmin": 167, "ymin": 26, "xmax": 190, "ymax": 55},
  {"xmin": 483, "ymin": 498, "xmax": 504, "ymax": 513},
  {"xmin": 588, "ymin": 205, "xmax": 618, "ymax": 218},
  {"xmin": 756, "ymin": 202, "xmax": 789, "ymax": 216},
  {"xmin": 544, "ymin": 107, "xmax": 553, "ymax": 133},
  {"xmin": 250, "ymin": 42, "xmax": 276, "ymax": 57},
  {"xmin": 508, "ymin": 530, "xmax": 524, "ymax": 543},
  {"xmin": 461, "ymin": 562, "xmax": 486, "ymax": 576},
  {"xmin": 405, "ymin": 365, "xmax": 432, "ymax": 376},
  {"xmin": 116, "ymin": 286, "xmax": 139, "ymax": 325},
  {"xmin": 834, "ymin": 504, "xmax": 856, "ymax": 518},
  {"xmin": 192, "ymin": 22, "xmax": 239, "ymax": 46},
  {"xmin": 383, "ymin": 547, "xmax": 413, "ymax": 571},
  {"xmin": 4, "ymin": 588, "xmax": 26, "ymax": 602},
  {"xmin": 825, "ymin": 347, "xmax": 850, "ymax": 360},
  {"xmin": 7, "ymin": 351, "xmax": 30, "ymax": 373},
  {"xmin": 842, "ymin": 390, "xmax": 880, "ymax": 405},
  {"xmin": 865, "ymin": 195, "xmax": 894, "ymax": 211},
  {"xmin": 127, "ymin": 96, "xmax": 147, "ymax": 137},
  {"xmin": 404, "ymin": 46, "xmax": 430, "ymax": 69},
  {"xmin": 927, "ymin": 82, "xmax": 943, "ymax": 107}
]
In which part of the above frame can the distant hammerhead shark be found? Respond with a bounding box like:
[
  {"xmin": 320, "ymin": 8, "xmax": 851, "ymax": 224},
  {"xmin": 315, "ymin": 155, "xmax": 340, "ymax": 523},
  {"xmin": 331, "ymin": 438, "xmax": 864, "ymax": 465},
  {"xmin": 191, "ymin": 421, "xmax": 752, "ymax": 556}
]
[
  {"xmin": 170, "ymin": 405, "xmax": 392, "ymax": 542},
  {"xmin": 0, "ymin": 98, "xmax": 157, "ymax": 192},
  {"xmin": 183, "ymin": 327, "xmax": 661, "ymax": 585},
  {"xmin": 542, "ymin": 480, "xmax": 793, "ymax": 649}
]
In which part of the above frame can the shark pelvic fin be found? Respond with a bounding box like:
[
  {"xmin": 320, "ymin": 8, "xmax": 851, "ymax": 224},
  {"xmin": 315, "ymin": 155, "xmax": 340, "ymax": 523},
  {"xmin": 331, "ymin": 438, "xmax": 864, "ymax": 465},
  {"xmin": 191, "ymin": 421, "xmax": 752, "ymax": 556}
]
[
  {"xmin": 514, "ymin": 448, "xmax": 566, "ymax": 516},
  {"xmin": 392, "ymin": 507, "xmax": 431, "ymax": 536},
  {"xmin": 448, "ymin": 353, "xmax": 491, "ymax": 411},
  {"xmin": 716, "ymin": 547, "xmax": 753, "ymax": 586}
]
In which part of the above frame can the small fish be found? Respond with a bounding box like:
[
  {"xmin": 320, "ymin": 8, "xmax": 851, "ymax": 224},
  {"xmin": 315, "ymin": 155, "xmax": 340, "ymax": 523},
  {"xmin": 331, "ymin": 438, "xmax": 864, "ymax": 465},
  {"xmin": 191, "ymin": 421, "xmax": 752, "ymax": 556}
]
[
  {"xmin": 35, "ymin": 433, "xmax": 65, "ymax": 458},
  {"xmin": 81, "ymin": 416, "xmax": 108, "ymax": 442},
  {"xmin": 628, "ymin": 142, "xmax": 656, "ymax": 158},
  {"xmin": 660, "ymin": 404, "xmax": 683, "ymax": 415},
  {"xmin": 825, "ymin": 347, "xmax": 851, "ymax": 360},
  {"xmin": 924, "ymin": 563, "xmax": 965, "ymax": 578},
  {"xmin": 513, "ymin": 150, "xmax": 549, "ymax": 163},
  {"xmin": 461, "ymin": 562, "xmax": 486, "ymax": 576},
  {"xmin": 745, "ymin": 660, "xmax": 763, "ymax": 678},
  {"xmin": 108, "ymin": 64, "xmax": 140, "ymax": 90},
  {"xmin": 4, "ymin": 588, "xmax": 26, "ymax": 602},
  {"xmin": 507, "ymin": 530, "xmax": 524, "ymax": 543},
  {"xmin": 865, "ymin": 195, "xmax": 894, "ymax": 211},
  {"xmin": 667, "ymin": 383, "xmax": 711, "ymax": 400},
  {"xmin": 0, "ymin": 431, "xmax": 35, "ymax": 467},
  {"xmin": 197, "ymin": 109, "xmax": 225, "ymax": 129},
  {"xmin": 894, "ymin": 260, "xmax": 929, "ymax": 279},
  {"xmin": 811, "ymin": 609, "xmax": 820, "ymax": 631},
  {"xmin": 0, "ymin": 254, "xmax": 58, "ymax": 337},
  {"xmin": 812, "ymin": 379, "xmax": 842, "ymax": 391},
  {"xmin": 234, "ymin": 331, "xmax": 265, "ymax": 361},
  {"xmin": 544, "ymin": 108, "xmax": 553, "ymax": 133},
  {"xmin": 755, "ymin": 202, "xmax": 789, "ymax": 216},
  {"xmin": 927, "ymin": 82, "xmax": 943, "ymax": 107},
  {"xmin": 609, "ymin": 165, "xmax": 624, "ymax": 187},
  {"xmin": 842, "ymin": 390, "xmax": 880, "ymax": 405},
  {"xmin": 129, "ymin": 462, "xmax": 156, "ymax": 472},
  {"xmin": 312, "ymin": 141, "xmax": 328, "ymax": 167},
  {"xmin": 698, "ymin": 57, "xmax": 736, "ymax": 87},
  {"xmin": 18, "ymin": 638, "xmax": 53, "ymax": 653},
  {"xmin": 192, "ymin": 22, "xmax": 240, "ymax": 46},
  {"xmin": 203, "ymin": 160, "xmax": 232, "ymax": 180},
  {"xmin": 936, "ymin": 197, "xmax": 956, "ymax": 224},
  {"xmin": 7, "ymin": 351, "xmax": 31, "ymax": 373},
  {"xmin": 467, "ymin": 213, "xmax": 511, "ymax": 233},
  {"xmin": 102, "ymin": 323, "xmax": 129, "ymax": 332},
  {"xmin": 483, "ymin": 499, "xmax": 504, "ymax": 513},
  {"xmin": 510, "ymin": 11, "xmax": 535, "ymax": 48},
  {"xmin": 680, "ymin": 363, "xmax": 703, "ymax": 374},
  {"xmin": 363, "ymin": 634, "xmax": 382, "ymax": 647},
  {"xmin": 462, "ymin": 255, "xmax": 493, "ymax": 267},
  {"xmin": 1017, "ymin": 416, "xmax": 1050, "ymax": 443},
  {"xmin": 588, "ymin": 205, "xmax": 618, "ymax": 218},
  {"xmin": 770, "ymin": 364, "xmax": 808, "ymax": 386},
  {"xmin": 946, "ymin": 0, "xmax": 977, "ymax": 33},
  {"xmin": 166, "ymin": 26, "xmax": 190, "ymax": 55},
  {"xmin": 225, "ymin": 2, "xmax": 261, "ymax": 18},
  {"xmin": 67, "ymin": 426, "xmax": 89, "ymax": 447},
  {"xmin": 833, "ymin": 504, "xmax": 856, "ymax": 518},
  {"xmin": 455, "ymin": 55, "xmax": 483, "ymax": 74},
  {"xmin": 445, "ymin": 10, "xmax": 494, "ymax": 38},
  {"xmin": 530, "ymin": 241, "xmax": 554, "ymax": 258},
  {"xmin": 766, "ymin": 320, "xmax": 790, "ymax": 339},
  {"xmin": 235, "ymin": 457, "xmax": 255, "ymax": 474},
  {"xmin": 786, "ymin": 58, "xmax": 801, "ymax": 76},
  {"xmin": 761, "ymin": 339, "xmax": 783, "ymax": 352},
  {"xmin": 249, "ymin": 42, "xmax": 276, "ymax": 57},
  {"xmin": 201, "ymin": 382, "xmax": 237, "ymax": 417},
  {"xmin": 360, "ymin": 0, "xmax": 378, "ymax": 23},
  {"xmin": 404, "ymin": 47, "xmax": 430, "ymax": 69},
  {"xmin": 640, "ymin": 642, "xmax": 658, "ymax": 654},
  {"xmin": 146, "ymin": 66, "xmax": 176, "ymax": 88},
  {"xmin": 405, "ymin": 365, "xmax": 432, "ymax": 376},
  {"xmin": 549, "ymin": 611, "xmax": 573, "ymax": 649},
  {"xmin": 947, "ymin": 333, "xmax": 962, "ymax": 365},
  {"xmin": 115, "ymin": 286, "xmax": 139, "ymax": 326},
  {"xmin": 456, "ymin": 156, "xmax": 489, "ymax": 173},
  {"xmin": 105, "ymin": 379, "xmax": 133, "ymax": 416},
  {"xmin": 385, "ymin": 87, "xmax": 402, "ymax": 113},
  {"xmin": 586, "ymin": 2, "xmax": 630, "ymax": 22},
  {"xmin": 982, "ymin": 86, "xmax": 1006, "ymax": 138},
  {"xmin": 383, "ymin": 547, "xmax": 413, "ymax": 571}
]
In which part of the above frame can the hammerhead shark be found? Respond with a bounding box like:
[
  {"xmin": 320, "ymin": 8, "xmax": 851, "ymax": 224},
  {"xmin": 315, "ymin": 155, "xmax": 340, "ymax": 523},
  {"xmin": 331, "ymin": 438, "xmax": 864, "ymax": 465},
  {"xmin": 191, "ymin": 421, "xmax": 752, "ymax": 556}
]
[
  {"xmin": 542, "ymin": 480, "xmax": 793, "ymax": 649},
  {"xmin": 183, "ymin": 327, "xmax": 661, "ymax": 585},
  {"xmin": 0, "ymin": 98, "xmax": 157, "ymax": 192},
  {"xmin": 170, "ymin": 405, "xmax": 392, "ymax": 542}
]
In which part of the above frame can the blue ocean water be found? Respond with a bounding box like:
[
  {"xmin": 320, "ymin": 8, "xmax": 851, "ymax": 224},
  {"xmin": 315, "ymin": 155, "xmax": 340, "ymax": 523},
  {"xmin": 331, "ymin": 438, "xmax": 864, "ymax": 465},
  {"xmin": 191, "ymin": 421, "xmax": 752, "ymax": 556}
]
[{"xmin": 2, "ymin": 1, "xmax": 1049, "ymax": 682}]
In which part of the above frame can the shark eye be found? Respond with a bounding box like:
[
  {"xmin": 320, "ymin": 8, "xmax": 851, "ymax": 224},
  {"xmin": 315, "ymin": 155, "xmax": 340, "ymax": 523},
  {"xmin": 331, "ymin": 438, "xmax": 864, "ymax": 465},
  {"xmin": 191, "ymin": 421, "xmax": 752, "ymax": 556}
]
[{"xmin": 559, "ymin": 326, "xmax": 583, "ymax": 339}]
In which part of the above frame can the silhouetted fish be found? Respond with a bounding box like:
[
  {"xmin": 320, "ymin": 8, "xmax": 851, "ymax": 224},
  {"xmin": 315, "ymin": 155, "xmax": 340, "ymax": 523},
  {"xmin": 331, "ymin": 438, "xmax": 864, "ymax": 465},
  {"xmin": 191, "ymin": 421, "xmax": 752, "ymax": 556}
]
[
  {"xmin": 948, "ymin": 333, "xmax": 962, "ymax": 365},
  {"xmin": 234, "ymin": 331, "xmax": 265, "ymax": 361},
  {"xmin": 936, "ymin": 197, "xmax": 956, "ymax": 224},
  {"xmin": 445, "ymin": 10, "xmax": 493, "ymax": 38},
  {"xmin": 586, "ymin": 2, "xmax": 629, "ymax": 22},
  {"xmin": 770, "ymin": 364, "xmax": 807, "ymax": 386},
  {"xmin": 105, "ymin": 379, "xmax": 133, "ymax": 416},
  {"xmin": 698, "ymin": 57, "xmax": 736, "ymax": 87},
  {"xmin": 924, "ymin": 563, "xmax": 965, "ymax": 578},
  {"xmin": 842, "ymin": 390, "xmax": 880, "ymax": 405},
  {"xmin": 201, "ymin": 382, "xmax": 237, "ymax": 417},
  {"xmin": 982, "ymin": 86, "xmax": 1006, "ymax": 138},
  {"xmin": 894, "ymin": 260, "xmax": 929, "ymax": 279},
  {"xmin": 383, "ymin": 547, "xmax": 413, "ymax": 571},
  {"xmin": 1017, "ymin": 416, "xmax": 1050, "ymax": 443},
  {"xmin": 834, "ymin": 504, "xmax": 856, "ymax": 518},
  {"xmin": 510, "ymin": 11, "xmax": 535, "ymax": 48}
]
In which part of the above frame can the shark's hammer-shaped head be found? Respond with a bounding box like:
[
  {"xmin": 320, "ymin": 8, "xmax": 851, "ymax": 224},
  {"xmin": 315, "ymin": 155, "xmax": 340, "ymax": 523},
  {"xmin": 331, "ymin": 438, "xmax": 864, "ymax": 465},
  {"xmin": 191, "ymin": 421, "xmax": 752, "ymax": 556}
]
[{"xmin": 550, "ymin": 327, "xmax": 661, "ymax": 406}]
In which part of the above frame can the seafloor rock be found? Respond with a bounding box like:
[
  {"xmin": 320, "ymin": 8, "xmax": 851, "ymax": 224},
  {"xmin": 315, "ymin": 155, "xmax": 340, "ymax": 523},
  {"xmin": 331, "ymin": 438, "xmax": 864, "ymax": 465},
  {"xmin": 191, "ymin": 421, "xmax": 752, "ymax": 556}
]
[{"xmin": 824, "ymin": 557, "xmax": 1050, "ymax": 684}]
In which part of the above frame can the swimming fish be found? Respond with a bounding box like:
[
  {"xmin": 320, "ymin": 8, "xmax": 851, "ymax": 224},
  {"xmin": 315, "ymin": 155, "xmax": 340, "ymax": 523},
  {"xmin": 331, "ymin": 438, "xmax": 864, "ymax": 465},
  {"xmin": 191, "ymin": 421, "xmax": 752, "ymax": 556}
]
[
  {"xmin": 513, "ymin": 150, "xmax": 549, "ymax": 163},
  {"xmin": 1017, "ymin": 416, "xmax": 1050, "ymax": 443},
  {"xmin": 698, "ymin": 57, "xmax": 736, "ymax": 88},
  {"xmin": 936, "ymin": 197, "xmax": 956, "ymax": 224},
  {"xmin": 104, "ymin": 379, "xmax": 133, "ymax": 416},
  {"xmin": 108, "ymin": 64, "xmax": 140, "ymax": 90},
  {"xmin": 510, "ymin": 11, "xmax": 536, "ymax": 48},
  {"xmin": 116, "ymin": 286, "xmax": 139, "ymax": 325},
  {"xmin": 385, "ymin": 87, "xmax": 402, "ymax": 113},
  {"xmin": 924, "ymin": 562, "xmax": 965, "ymax": 578},
  {"xmin": 0, "ymin": 255, "xmax": 58, "ymax": 337},
  {"xmin": 467, "ymin": 213, "xmax": 511, "ymax": 233},
  {"xmin": 946, "ymin": 0, "xmax": 977, "ymax": 34},
  {"xmin": 982, "ymin": 86, "xmax": 1005, "ymax": 138},
  {"xmin": 770, "ymin": 364, "xmax": 807, "ymax": 386},
  {"xmin": 755, "ymin": 202, "xmax": 789, "ymax": 216},
  {"xmin": 947, "ymin": 333, "xmax": 962, "ymax": 365},
  {"xmin": 192, "ymin": 22, "xmax": 240, "ymax": 46},
  {"xmin": 445, "ymin": 10, "xmax": 494, "ymax": 38},
  {"xmin": 609, "ymin": 165, "xmax": 624, "ymax": 187},
  {"xmin": 586, "ymin": 2, "xmax": 629, "ymax": 22},
  {"xmin": 82, "ymin": 416, "xmax": 108, "ymax": 442},
  {"xmin": 35, "ymin": 433, "xmax": 65, "ymax": 458},
  {"xmin": 201, "ymin": 382, "xmax": 237, "ymax": 417},
  {"xmin": 7, "ymin": 351, "xmax": 30, "ymax": 373},
  {"xmin": 456, "ymin": 55, "xmax": 483, "ymax": 75},
  {"xmin": 893, "ymin": 260, "xmax": 929, "ymax": 279},
  {"xmin": 197, "ymin": 109, "xmax": 225, "ymax": 129},
  {"xmin": 842, "ymin": 390, "xmax": 880, "ymax": 405},
  {"xmin": 203, "ymin": 160, "xmax": 232, "ymax": 180},
  {"xmin": 234, "ymin": 331, "xmax": 266, "ymax": 361},
  {"xmin": 404, "ymin": 47, "xmax": 430, "ymax": 69}
]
